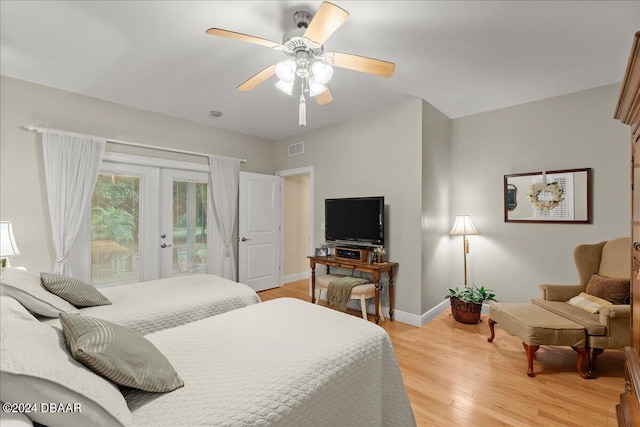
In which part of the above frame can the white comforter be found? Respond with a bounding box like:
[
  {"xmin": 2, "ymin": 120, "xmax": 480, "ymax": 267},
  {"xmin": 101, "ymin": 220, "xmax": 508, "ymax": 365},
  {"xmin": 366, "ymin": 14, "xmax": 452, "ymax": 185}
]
[
  {"xmin": 124, "ymin": 298, "xmax": 416, "ymax": 427},
  {"xmin": 43, "ymin": 274, "xmax": 260, "ymax": 335}
]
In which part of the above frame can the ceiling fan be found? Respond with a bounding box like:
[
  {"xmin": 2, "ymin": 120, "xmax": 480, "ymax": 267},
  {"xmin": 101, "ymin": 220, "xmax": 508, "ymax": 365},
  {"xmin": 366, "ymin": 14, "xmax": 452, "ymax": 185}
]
[{"xmin": 206, "ymin": 1, "xmax": 396, "ymax": 126}]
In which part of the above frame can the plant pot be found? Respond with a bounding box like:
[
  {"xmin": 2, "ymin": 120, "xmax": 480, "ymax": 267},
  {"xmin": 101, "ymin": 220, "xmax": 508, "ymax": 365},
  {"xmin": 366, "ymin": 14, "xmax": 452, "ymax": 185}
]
[{"xmin": 449, "ymin": 296, "xmax": 482, "ymax": 324}]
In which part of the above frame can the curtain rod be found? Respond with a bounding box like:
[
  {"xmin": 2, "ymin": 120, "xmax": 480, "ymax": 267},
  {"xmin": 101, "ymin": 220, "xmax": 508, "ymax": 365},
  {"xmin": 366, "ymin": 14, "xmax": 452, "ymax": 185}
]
[{"xmin": 21, "ymin": 125, "xmax": 247, "ymax": 164}]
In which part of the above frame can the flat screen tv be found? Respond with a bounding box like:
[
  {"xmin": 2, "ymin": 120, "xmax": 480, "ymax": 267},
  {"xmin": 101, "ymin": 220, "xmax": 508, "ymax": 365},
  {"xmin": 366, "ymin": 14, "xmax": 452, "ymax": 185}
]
[{"xmin": 325, "ymin": 196, "xmax": 384, "ymax": 246}]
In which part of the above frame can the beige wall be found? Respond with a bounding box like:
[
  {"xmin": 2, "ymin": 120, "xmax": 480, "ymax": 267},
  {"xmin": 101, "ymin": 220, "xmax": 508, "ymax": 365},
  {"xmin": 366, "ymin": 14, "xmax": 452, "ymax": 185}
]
[
  {"xmin": 283, "ymin": 174, "xmax": 310, "ymax": 277},
  {"xmin": 0, "ymin": 76, "xmax": 274, "ymax": 273},
  {"xmin": 275, "ymin": 100, "xmax": 424, "ymax": 317},
  {"xmin": 2, "ymin": 73, "xmax": 629, "ymax": 322},
  {"xmin": 420, "ymin": 100, "xmax": 452, "ymax": 313},
  {"xmin": 450, "ymin": 84, "xmax": 630, "ymax": 304}
]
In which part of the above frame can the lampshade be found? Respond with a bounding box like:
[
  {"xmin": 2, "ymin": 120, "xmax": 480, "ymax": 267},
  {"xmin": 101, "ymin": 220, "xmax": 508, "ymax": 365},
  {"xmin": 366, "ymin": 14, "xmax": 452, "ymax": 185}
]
[
  {"xmin": 311, "ymin": 61, "xmax": 333, "ymax": 85},
  {"xmin": 275, "ymin": 80, "xmax": 294, "ymax": 95},
  {"xmin": 308, "ymin": 79, "xmax": 327, "ymax": 97},
  {"xmin": 275, "ymin": 60, "xmax": 297, "ymax": 82},
  {"xmin": 449, "ymin": 215, "xmax": 479, "ymax": 236},
  {"xmin": 0, "ymin": 221, "xmax": 20, "ymax": 256}
]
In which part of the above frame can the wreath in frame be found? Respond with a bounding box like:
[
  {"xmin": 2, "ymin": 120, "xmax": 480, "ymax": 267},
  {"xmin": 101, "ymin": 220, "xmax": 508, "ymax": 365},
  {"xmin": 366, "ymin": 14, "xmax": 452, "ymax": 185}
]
[{"xmin": 528, "ymin": 182, "xmax": 564, "ymax": 210}]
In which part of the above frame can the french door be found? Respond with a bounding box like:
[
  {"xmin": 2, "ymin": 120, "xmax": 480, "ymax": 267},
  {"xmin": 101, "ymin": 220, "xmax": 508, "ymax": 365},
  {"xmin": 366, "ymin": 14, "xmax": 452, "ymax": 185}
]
[
  {"xmin": 71, "ymin": 157, "xmax": 214, "ymax": 287},
  {"xmin": 159, "ymin": 169, "xmax": 212, "ymax": 278}
]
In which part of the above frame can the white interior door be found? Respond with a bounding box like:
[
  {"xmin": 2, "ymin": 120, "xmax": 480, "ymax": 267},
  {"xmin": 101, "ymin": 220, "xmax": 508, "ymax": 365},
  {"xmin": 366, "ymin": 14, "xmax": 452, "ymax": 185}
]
[{"xmin": 238, "ymin": 172, "xmax": 281, "ymax": 292}]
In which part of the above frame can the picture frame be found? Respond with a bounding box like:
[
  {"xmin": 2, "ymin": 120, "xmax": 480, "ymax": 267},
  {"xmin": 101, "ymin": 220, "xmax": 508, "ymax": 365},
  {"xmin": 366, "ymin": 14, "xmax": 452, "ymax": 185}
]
[
  {"xmin": 504, "ymin": 168, "xmax": 592, "ymax": 224},
  {"xmin": 315, "ymin": 247, "xmax": 328, "ymax": 257}
]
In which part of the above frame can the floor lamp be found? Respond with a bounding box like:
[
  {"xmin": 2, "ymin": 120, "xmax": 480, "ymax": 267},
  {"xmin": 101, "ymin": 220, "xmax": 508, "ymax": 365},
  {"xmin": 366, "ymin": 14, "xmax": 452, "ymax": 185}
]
[{"xmin": 449, "ymin": 215, "xmax": 479, "ymax": 287}]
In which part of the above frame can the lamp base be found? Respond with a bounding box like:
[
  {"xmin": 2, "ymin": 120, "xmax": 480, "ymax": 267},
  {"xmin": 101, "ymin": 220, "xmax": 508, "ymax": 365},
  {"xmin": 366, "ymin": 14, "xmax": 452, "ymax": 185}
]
[{"xmin": 0, "ymin": 257, "xmax": 10, "ymax": 268}]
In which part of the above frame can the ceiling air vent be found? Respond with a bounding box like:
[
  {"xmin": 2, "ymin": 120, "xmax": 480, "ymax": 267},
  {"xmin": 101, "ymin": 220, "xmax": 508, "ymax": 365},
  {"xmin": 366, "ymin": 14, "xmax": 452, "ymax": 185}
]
[{"xmin": 288, "ymin": 141, "xmax": 304, "ymax": 156}]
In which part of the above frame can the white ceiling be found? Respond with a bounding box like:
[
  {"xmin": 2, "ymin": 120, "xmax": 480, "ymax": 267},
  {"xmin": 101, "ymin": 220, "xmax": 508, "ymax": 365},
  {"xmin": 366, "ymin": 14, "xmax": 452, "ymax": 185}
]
[{"xmin": 1, "ymin": 1, "xmax": 638, "ymax": 140}]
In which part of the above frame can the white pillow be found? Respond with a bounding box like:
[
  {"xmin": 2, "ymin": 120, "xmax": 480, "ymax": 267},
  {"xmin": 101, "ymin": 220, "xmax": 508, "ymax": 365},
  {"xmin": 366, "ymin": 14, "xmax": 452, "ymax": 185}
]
[
  {"xmin": 0, "ymin": 297, "xmax": 133, "ymax": 427},
  {"xmin": 568, "ymin": 292, "xmax": 613, "ymax": 314},
  {"xmin": 0, "ymin": 296, "xmax": 38, "ymax": 322},
  {"xmin": 0, "ymin": 409, "xmax": 34, "ymax": 427},
  {"xmin": 0, "ymin": 268, "xmax": 79, "ymax": 317}
]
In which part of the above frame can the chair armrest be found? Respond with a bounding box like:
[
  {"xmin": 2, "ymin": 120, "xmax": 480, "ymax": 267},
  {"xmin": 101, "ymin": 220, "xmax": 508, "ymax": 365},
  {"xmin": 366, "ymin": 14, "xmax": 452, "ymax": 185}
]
[
  {"xmin": 600, "ymin": 304, "xmax": 631, "ymax": 321},
  {"xmin": 539, "ymin": 284, "xmax": 583, "ymax": 301}
]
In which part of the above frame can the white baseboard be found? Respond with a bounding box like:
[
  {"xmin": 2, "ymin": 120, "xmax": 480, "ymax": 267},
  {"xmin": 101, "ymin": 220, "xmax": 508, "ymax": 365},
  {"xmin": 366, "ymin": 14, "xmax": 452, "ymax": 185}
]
[
  {"xmin": 282, "ymin": 271, "xmax": 310, "ymax": 284},
  {"xmin": 419, "ymin": 299, "xmax": 451, "ymax": 326},
  {"xmin": 365, "ymin": 300, "xmax": 490, "ymax": 328},
  {"xmin": 392, "ymin": 309, "xmax": 424, "ymax": 327},
  {"xmin": 393, "ymin": 300, "xmax": 451, "ymax": 327}
]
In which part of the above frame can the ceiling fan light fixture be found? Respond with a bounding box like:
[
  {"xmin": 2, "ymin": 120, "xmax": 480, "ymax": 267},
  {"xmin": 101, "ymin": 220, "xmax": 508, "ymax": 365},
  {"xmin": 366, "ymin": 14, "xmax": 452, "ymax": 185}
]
[
  {"xmin": 275, "ymin": 80, "xmax": 294, "ymax": 96},
  {"xmin": 308, "ymin": 79, "xmax": 327, "ymax": 97},
  {"xmin": 311, "ymin": 61, "xmax": 333, "ymax": 85},
  {"xmin": 275, "ymin": 60, "xmax": 297, "ymax": 82}
]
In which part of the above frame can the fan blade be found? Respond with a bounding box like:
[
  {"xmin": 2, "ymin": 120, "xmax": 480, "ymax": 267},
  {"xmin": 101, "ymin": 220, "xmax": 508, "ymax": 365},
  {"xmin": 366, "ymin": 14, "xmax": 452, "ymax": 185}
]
[
  {"xmin": 237, "ymin": 65, "xmax": 276, "ymax": 92},
  {"xmin": 329, "ymin": 52, "xmax": 396, "ymax": 78},
  {"xmin": 206, "ymin": 28, "xmax": 284, "ymax": 49},
  {"xmin": 315, "ymin": 88, "xmax": 333, "ymax": 105},
  {"xmin": 303, "ymin": 2, "xmax": 349, "ymax": 47}
]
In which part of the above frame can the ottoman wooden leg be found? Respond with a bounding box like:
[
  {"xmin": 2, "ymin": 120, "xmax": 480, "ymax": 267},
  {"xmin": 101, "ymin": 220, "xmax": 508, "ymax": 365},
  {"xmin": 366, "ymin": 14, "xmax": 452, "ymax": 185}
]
[
  {"xmin": 487, "ymin": 318, "xmax": 496, "ymax": 342},
  {"xmin": 572, "ymin": 347, "xmax": 592, "ymax": 379},
  {"xmin": 523, "ymin": 342, "xmax": 540, "ymax": 377},
  {"xmin": 587, "ymin": 348, "xmax": 604, "ymax": 379}
]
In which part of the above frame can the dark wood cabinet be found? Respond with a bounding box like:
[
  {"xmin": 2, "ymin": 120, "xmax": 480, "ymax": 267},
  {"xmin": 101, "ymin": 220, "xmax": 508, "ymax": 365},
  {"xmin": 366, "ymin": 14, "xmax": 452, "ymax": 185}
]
[{"xmin": 614, "ymin": 30, "xmax": 640, "ymax": 426}]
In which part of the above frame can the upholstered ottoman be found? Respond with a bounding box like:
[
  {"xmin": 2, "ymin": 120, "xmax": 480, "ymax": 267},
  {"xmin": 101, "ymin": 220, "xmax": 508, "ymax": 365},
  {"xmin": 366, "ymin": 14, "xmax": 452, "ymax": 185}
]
[
  {"xmin": 315, "ymin": 274, "xmax": 383, "ymax": 321},
  {"xmin": 487, "ymin": 303, "xmax": 589, "ymax": 378}
]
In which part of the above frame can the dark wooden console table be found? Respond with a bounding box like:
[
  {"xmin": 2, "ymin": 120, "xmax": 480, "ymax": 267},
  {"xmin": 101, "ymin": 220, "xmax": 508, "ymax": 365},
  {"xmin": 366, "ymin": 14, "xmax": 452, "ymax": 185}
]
[{"xmin": 308, "ymin": 256, "xmax": 398, "ymax": 324}]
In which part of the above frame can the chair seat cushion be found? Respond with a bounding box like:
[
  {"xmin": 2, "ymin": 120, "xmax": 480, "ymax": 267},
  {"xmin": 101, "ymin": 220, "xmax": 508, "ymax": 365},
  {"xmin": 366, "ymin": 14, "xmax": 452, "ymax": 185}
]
[
  {"xmin": 316, "ymin": 275, "xmax": 375, "ymax": 298},
  {"xmin": 532, "ymin": 298, "xmax": 606, "ymax": 335},
  {"xmin": 489, "ymin": 303, "xmax": 585, "ymax": 347}
]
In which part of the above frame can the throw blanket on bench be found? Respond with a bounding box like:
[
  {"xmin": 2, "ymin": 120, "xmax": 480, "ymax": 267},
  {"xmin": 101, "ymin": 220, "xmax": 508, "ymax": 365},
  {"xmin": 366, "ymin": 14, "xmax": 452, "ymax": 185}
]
[{"xmin": 327, "ymin": 276, "xmax": 370, "ymax": 311}]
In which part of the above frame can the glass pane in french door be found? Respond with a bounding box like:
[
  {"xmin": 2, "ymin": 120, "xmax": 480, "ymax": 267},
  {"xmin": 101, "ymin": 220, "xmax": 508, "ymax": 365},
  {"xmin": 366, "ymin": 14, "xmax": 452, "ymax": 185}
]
[
  {"xmin": 172, "ymin": 180, "xmax": 208, "ymax": 275},
  {"xmin": 90, "ymin": 174, "xmax": 140, "ymax": 286}
]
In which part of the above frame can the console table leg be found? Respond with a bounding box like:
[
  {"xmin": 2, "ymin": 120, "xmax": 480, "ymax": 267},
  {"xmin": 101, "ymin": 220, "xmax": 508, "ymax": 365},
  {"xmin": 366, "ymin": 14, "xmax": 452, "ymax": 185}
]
[
  {"xmin": 374, "ymin": 285, "xmax": 380, "ymax": 324},
  {"xmin": 310, "ymin": 265, "xmax": 316, "ymax": 304},
  {"xmin": 388, "ymin": 267, "xmax": 395, "ymax": 321}
]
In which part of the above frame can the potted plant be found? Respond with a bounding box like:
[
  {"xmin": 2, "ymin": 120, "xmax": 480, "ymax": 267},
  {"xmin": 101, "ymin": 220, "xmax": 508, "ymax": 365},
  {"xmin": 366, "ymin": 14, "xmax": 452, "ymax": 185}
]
[{"xmin": 446, "ymin": 285, "xmax": 497, "ymax": 324}]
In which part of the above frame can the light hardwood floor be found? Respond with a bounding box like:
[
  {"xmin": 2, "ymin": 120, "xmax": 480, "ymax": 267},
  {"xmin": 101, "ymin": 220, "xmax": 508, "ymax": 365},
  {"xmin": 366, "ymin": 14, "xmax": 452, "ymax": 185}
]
[{"xmin": 259, "ymin": 280, "xmax": 625, "ymax": 426}]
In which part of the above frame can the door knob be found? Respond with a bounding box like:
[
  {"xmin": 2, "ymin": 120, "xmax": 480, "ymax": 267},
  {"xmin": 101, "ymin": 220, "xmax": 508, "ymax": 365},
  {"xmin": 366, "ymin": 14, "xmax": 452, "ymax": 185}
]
[
  {"xmin": 634, "ymin": 242, "xmax": 640, "ymax": 251},
  {"xmin": 241, "ymin": 237, "xmax": 251, "ymax": 242},
  {"xmin": 160, "ymin": 233, "xmax": 166, "ymax": 239},
  {"xmin": 161, "ymin": 243, "xmax": 172, "ymax": 248}
]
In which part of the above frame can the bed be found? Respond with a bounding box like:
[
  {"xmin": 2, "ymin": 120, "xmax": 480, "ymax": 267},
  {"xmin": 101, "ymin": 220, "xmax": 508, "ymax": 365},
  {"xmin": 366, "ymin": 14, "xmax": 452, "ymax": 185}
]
[
  {"xmin": 0, "ymin": 268, "xmax": 260, "ymax": 335},
  {"xmin": 44, "ymin": 274, "xmax": 261, "ymax": 334},
  {"xmin": 1, "ymin": 296, "xmax": 416, "ymax": 427}
]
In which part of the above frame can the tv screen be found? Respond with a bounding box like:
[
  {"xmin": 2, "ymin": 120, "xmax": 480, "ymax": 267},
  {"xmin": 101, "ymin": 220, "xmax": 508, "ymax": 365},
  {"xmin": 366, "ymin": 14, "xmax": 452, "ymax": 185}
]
[{"xmin": 325, "ymin": 197, "xmax": 384, "ymax": 246}]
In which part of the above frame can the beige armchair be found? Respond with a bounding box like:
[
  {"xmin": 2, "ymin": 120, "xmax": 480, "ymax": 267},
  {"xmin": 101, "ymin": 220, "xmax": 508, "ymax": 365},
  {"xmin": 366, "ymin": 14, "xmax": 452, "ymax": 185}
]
[{"xmin": 534, "ymin": 237, "xmax": 631, "ymax": 377}]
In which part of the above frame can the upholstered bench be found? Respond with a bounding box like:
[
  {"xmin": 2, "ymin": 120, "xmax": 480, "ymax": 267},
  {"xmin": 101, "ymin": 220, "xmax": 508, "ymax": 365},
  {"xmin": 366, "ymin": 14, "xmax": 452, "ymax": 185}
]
[
  {"xmin": 487, "ymin": 303, "xmax": 589, "ymax": 378},
  {"xmin": 315, "ymin": 274, "xmax": 384, "ymax": 321}
]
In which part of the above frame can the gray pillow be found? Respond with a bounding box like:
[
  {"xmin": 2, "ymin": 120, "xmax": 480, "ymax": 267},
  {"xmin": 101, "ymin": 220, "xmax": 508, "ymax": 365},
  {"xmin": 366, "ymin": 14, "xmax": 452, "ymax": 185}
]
[
  {"xmin": 0, "ymin": 268, "xmax": 79, "ymax": 317},
  {"xmin": 59, "ymin": 314, "xmax": 184, "ymax": 393},
  {"xmin": 41, "ymin": 272, "xmax": 112, "ymax": 307},
  {"xmin": 0, "ymin": 297, "xmax": 133, "ymax": 427}
]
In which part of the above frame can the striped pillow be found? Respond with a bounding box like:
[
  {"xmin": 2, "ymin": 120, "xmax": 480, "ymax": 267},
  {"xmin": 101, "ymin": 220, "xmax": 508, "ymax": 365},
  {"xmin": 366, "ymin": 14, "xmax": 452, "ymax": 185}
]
[
  {"xmin": 59, "ymin": 314, "xmax": 184, "ymax": 392},
  {"xmin": 567, "ymin": 292, "xmax": 612, "ymax": 314},
  {"xmin": 41, "ymin": 273, "xmax": 111, "ymax": 307}
]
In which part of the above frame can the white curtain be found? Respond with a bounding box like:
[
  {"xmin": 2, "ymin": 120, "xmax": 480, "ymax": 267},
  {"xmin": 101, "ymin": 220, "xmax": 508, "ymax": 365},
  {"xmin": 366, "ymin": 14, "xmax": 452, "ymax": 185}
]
[
  {"xmin": 42, "ymin": 129, "xmax": 106, "ymax": 275},
  {"xmin": 208, "ymin": 155, "xmax": 240, "ymax": 280}
]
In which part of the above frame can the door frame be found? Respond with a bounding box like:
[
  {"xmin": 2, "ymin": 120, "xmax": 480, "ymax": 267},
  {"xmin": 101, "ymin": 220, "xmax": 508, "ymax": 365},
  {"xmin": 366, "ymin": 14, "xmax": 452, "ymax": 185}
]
[
  {"xmin": 275, "ymin": 166, "xmax": 314, "ymax": 286},
  {"xmin": 71, "ymin": 152, "xmax": 213, "ymax": 286}
]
